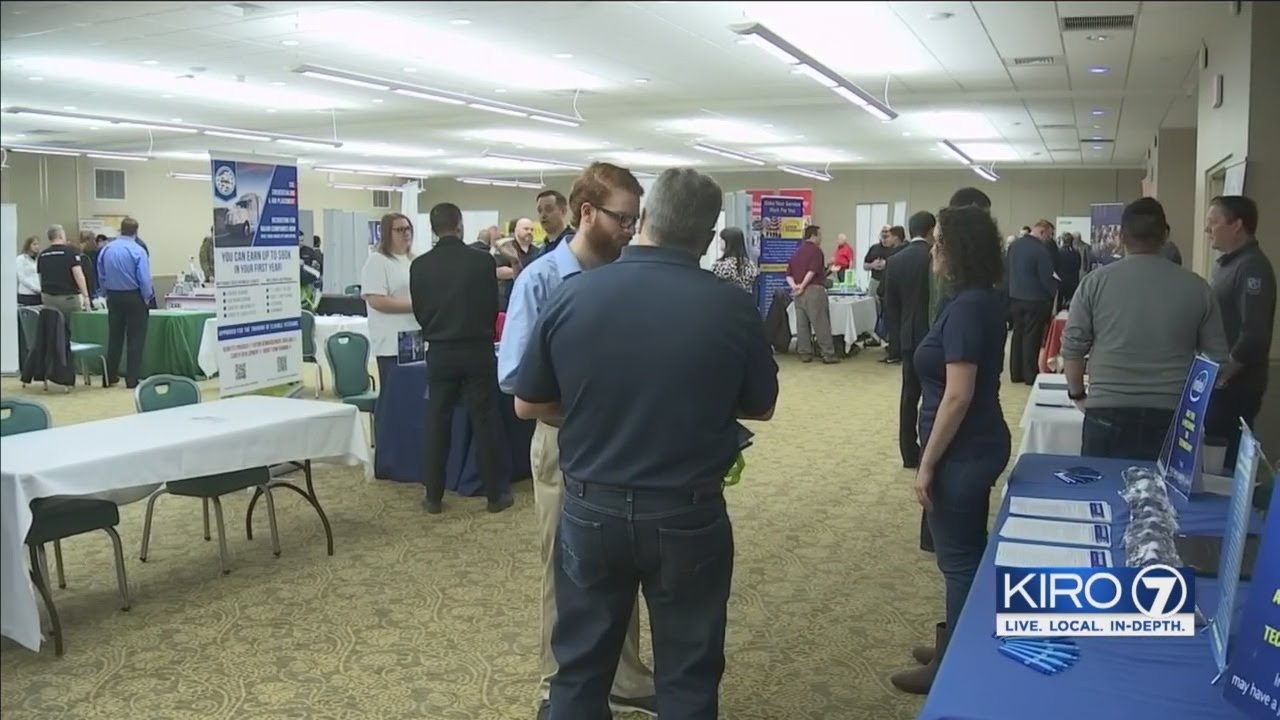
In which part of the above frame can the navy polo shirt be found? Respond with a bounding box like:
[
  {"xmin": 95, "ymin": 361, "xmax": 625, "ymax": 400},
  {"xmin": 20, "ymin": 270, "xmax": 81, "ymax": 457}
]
[
  {"xmin": 514, "ymin": 244, "xmax": 778, "ymax": 490},
  {"xmin": 913, "ymin": 286, "xmax": 1009, "ymax": 457}
]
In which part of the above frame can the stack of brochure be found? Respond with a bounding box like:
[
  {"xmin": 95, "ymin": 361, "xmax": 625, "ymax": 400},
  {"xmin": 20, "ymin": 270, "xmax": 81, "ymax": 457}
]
[{"xmin": 995, "ymin": 497, "xmax": 1115, "ymax": 568}]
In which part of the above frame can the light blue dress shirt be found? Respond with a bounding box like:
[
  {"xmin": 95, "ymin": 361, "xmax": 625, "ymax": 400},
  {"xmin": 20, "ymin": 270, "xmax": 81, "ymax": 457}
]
[
  {"xmin": 497, "ymin": 239, "xmax": 582, "ymax": 394},
  {"xmin": 96, "ymin": 235, "xmax": 153, "ymax": 301}
]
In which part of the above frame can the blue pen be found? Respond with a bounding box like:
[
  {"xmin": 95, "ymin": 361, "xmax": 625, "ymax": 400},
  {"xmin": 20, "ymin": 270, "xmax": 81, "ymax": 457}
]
[
  {"xmin": 1002, "ymin": 643, "xmax": 1074, "ymax": 672},
  {"xmin": 1004, "ymin": 639, "xmax": 1080, "ymax": 654},
  {"xmin": 1008, "ymin": 645, "xmax": 1080, "ymax": 664},
  {"xmin": 998, "ymin": 644, "xmax": 1059, "ymax": 675}
]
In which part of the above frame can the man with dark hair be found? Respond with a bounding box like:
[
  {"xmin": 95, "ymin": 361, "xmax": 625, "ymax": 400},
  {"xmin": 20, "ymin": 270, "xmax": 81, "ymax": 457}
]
[
  {"xmin": 514, "ymin": 167, "xmax": 777, "ymax": 719},
  {"xmin": 1063, "ymin": 197, "xmax": 1228, "ymax": 460},
  {"xmin": 1205, "ymin": 195, "xmax": 1275, "ymax": 469},
  {"xmin": 97, "ymin": 216, "xmax": 152, "ymax": 388},
  {"xmin": 1005, "ymin": 220, "xmax": 1058, "ymax": 385},
  {"xmin": 409, "ymin": 202, "xmax": 510, "ymax": 515},
  {"xmin": 929, "ymin": 188, "xmax": 991, "ymax": 323},
  {"xmin": 788, "ymin": 225, "xmax": 839, "ymax": 363},
  {"xmin": 536, "ymin": 189, "xmax": 574, "ymax": 255},
  {"xmin": 884, "ymin": 210, "xmax": 937, "ymax": 468}
]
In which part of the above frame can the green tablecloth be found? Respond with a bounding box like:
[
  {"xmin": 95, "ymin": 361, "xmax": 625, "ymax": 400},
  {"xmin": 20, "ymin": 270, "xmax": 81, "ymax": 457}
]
[{"xmin": 69, "ymin": 309, "xmax": 215, "ymax": 380}]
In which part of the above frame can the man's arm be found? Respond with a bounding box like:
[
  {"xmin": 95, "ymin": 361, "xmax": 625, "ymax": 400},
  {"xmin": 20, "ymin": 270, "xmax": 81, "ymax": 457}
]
[
  {"xmin": 1060, "ymin": 275, "xmax": 1094, "ymax": 403},
  {"xmin": 71, "ymin": 264, "xmax": 89, "ymax": 305},
  {"xmin": 409, "ymin": 258, "xmax": 430, "ymax": 329},
  {"xmin": 863, "ymin": 246, "xmax": 879, "ymax": 271},
  {"xmin": 737, "ymin": 303, "xmax": 780, "ymax": 421},
  {"xmin": 882, "ymin": 257, "xmax": 900, "ymax": 331},
  {"xmin": 497, "ymin": 270, "xmax": 545, "ymax": 394},
  {"xmin": 513, "ymin": 296, "xmax": 565, "ymax": 422},
  {"xmin": 96, "ymin": 246, "xmax": 108, "ymax": 293},
  {"xmin": 135, "ymin": 246, "xmax": 154, "ymax": 302},
  {"xmin": 1228, "ymin": 258, "xmax": 1277, "ymax": 369},
  {"xmin": 1037, "ymin": 244, "xmax": 1057, "ymax": 300}
]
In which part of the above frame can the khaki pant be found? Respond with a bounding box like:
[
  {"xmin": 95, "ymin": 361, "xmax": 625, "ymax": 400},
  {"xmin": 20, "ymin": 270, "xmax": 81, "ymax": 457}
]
[
  {"xmin": 794, "ymin": 285, "xmax": 835, "ymax": 359},
  {"xmin": 531, "ymin": 421, "xmax": 653, "ymax": 700},
  {"xmin": 41, "ymin": 293, "xmax": 81, "ymax": 318}
]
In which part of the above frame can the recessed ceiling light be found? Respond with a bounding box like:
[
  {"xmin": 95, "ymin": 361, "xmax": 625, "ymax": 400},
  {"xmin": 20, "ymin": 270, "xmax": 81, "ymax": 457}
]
[
  {"xmin": 402, "ymin": 67, "xmax": 417, "ymax": 73},
  {"xmin": 371, "ymin": 98, "xmax": 384, "ymax": 103},
  {"xmin": 1092, "ymin": 145, "xmax": 1103, "ymax": 150},
  {"xmin": 281, "ymin": 39, "xmax": 300, "ymax": 46},
  {"xmin": 141, "ymin": 59, "xmax": 159, "ymax": 66},
  {"xmin": 87, "ymin": 126, "xmax": 100, "ymax": 131},
  {"xmin": 634, "ymin": 78, "xmax": 650, "ymax": 84},
  {"xmin": 928, "ymin": 11, "xmax": 955, "ymax": 20},
  {"xmin": 14, "ymin": 134, "xmax": 26, "ymax": 138},
  {"xmin": 494, "ymin": 88, "xmax": 508, "ymax": 93},
  {"xmin": 1087, "ymin": 34, "xmax": 1109, "ymax": 42},
  {"xmin": 27, "ymin": 76, "xmax": 42, "ymax": 81},
  {"xmin": 901, "ymin": 131, "xmax": 912, "ymax": 136},
  {"xmin": 63, "ymin": 105, "xmax": 76, "ymax": 110},
  {"xmin": 270, "ymin": 81, "xmax": 287, "ymax": 87},
  {"xmin": 554, "ymin": 53, "xmax": 573, "ymax": 59},
  {"xmin": 1090, "ymin": 109, "xmax": 1105, "ymax": 116},
  {"xmin": 449, "ymin": 18, "xmax": 472, "ymax": 25},
  {"xmin": 1089, "ymin": 66, "xmax": 1109, "ymax": 74},
  {"xmin": 1092, "ymin": 124, "xmax": 1101, "ymax": 129}
]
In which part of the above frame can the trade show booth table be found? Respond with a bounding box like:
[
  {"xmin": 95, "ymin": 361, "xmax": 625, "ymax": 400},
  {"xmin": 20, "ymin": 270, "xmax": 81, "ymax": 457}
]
[
  {"xmin": 921, "ymin": 453, "xmax": 1253, "ymax": 720},
  {"xmin": 1017, "ymin": 374, "xmax": 1084, "ymax": 457},
  {"xmin": 373, "ymin": 360, "xmax": 534, "ymax": 496},
  {"xmin": 70, "ymin": 309, "xmax": 214, "ymax": 380},
  {"xmin": 785, "ymin": 294, "xmax": 878, "ymax": 346}
]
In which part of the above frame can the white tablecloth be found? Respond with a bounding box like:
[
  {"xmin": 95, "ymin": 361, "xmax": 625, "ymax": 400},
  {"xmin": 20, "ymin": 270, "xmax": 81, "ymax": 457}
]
[
  {"xmin": 197, "ymin": 315, "xmax": 370, "ymax": 378},
  {"xmin": 785, "ymin": 295, "xmax": 878, "ymax": 341},
  {"xmin": 1017, "ymin": 372, "xmax": 1084, "ymax": 457},
  {"xmin": 0, "ymin": 396, "xmax": 371, "ymax": 651}
]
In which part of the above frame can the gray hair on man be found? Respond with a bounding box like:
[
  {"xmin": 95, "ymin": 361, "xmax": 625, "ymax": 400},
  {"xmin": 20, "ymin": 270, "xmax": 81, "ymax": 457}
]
[
  {"xmin": 641, "ymin": 167, "xmax": 723, "ymax": 255},
  {"xmin": 47, "ymin": 224, "xmax": 65, "ymax": 241}
]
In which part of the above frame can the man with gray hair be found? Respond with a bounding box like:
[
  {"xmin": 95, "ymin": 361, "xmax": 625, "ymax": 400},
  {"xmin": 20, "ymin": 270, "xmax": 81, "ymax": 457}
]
[
  {"xmin": 514, "ymin": 167, "xmax": 779, "ymax": 719},
  {"xmin": 36, "ymin": 223, "xmax": 90, "ymax": 316}
]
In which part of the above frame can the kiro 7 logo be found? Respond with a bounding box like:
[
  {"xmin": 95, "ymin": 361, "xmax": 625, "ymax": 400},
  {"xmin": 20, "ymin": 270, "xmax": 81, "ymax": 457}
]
[{"xmin": 995, "ymin": 564, "xmax": 1195, "ymax": 638}]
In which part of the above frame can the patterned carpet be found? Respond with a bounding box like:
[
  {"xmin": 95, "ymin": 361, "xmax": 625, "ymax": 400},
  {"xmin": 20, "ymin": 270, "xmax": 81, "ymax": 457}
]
[{"xmin": 0, "ymin": 353, "xmax": 1032, "ymax": 720}]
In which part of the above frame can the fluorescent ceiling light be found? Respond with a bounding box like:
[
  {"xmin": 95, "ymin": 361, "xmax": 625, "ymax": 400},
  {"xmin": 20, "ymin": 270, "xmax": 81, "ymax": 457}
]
[
  {"xmin": 2, "ymin": 107, "xmax": 342, "ymax": 147},
  {"xmin": 730, "ymin": 21, "xmax": 899, "ymax": 121},
  {"xmin": 5, "ymin": 145, "xmax": 81, "ymax": 157},
  {"xmin": 300, "ymin": 70, "xmax": 391, "ymax": 91},
  {"xmin": 332, "ymin": 141, "xmax": 443, "ymax": 158},
  {"xmin": 315, "ymin": 164, "xmax": 432, "ymax": 177},
  {"xmin": 528, "ymin": 115, "xmax": 581, "ymax": 128},
  {"xmin": 777, "ymin": 165, "xmax": 832, "ymax": 182},
  {"xmin": 663, "ymin": 118, "xmax": 786, "ymax": 145},
  {"xmin": 204, "ymin": 130, "xmax": 271, "ymax": 142},
  {"xmin": 971, "ymin": 166, "xmax": 999, "ymax": 182},
  {"xmin": 468, "ymin": 103, "xmax": 527, "ymax": 118},
  {"xmin": 911, "ymin": 111, "xmax": 999, "ymax": 140},
  {"xmin": 169, "ymin": 172, "xmax": 210, "ymax": 181},
  {"xmin": 86, "ymin": 153, "xmax": 148, "ymax": 161},
  {"xmin": 691, "ymin": 143, "xmax": 766, "ymax": 166},
  {"xmin": 153, "ymin": 151, "xmax": 211, "ymax": 161},
  {"xmin": 1088, "ymin": 66, "xmax": 1109, "ymax": 74},
  {"xmin": 457, "ymin": 177, "xmax": 544, "ymax": 189},
  {"xmin": 114, "ymin": 121, "xmax": 198, "ymax": 133},
  {"xmin": 467, "ymin": 129, "xmax": 602, "ymax": 151},
  {"xmin": 276, "ymin": 138, "xmax": 341, "ymax": 149},
  {"xmin": 331, "ymin": 182, "xmax": 410, "ymax": 192},
  {"xmin": 392, "ymin": 88, "xmax": 466, "ymax": 105},
  {"xmin": 953, "ymin": 142, "xmax": 1020, "ymax": 161},
  {"xmin": 937, "ymin": 140, "xmax": 973, "ymax": 164},
  {"xmin": 444, "ymin": 157, "xmax": 564, "ymax": 171},
  {"xmin": 298, "ymin": 9, "xmax": 604, "ymax": 91},
  {"xmin": 17, "ymin": 57, "xmax": 342, "ymax": 110},
  {"xmin": 483, "ymin": 151, "xmax": 583, "ymax": 170},
  {"xmin": 601, "ymin": 151, "xmax": 701, "ymax": 167},
  {"xmin": 760, "ymin": 145, "xmax": 855, "ymax": 164}
]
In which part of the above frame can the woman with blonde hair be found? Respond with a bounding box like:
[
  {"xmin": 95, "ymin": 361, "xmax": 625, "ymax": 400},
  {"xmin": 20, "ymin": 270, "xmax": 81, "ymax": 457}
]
[
  {"xmin": 360, "ymin": 212, "xmax": 419, "ymax": 381},
  {"xmin": 16, "ymin": 236, "xmax": 42, "ymax": 306}
]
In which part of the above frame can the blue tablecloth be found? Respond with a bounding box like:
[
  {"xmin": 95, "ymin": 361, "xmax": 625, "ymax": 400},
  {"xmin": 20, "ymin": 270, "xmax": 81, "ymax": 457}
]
[
  {"xmin": 373, "ymin": 360, "xmax": 534, "ymax": 496},
  {"xmin": 921, "ymin": 453, "xmax": 1253, "ymax": 720}
]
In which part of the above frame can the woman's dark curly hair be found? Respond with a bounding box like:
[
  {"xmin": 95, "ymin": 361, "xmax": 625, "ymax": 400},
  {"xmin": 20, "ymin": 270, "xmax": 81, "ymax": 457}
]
[{"xmin": 935, "ymin": 205, "xmax": 1003, "ymax": 290}]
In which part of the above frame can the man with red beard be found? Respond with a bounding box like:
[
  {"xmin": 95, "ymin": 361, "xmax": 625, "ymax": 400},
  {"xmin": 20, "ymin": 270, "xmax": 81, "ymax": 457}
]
[{"xmin": 497, "ymin": 162, "xmax": 656, "ymax": 720}]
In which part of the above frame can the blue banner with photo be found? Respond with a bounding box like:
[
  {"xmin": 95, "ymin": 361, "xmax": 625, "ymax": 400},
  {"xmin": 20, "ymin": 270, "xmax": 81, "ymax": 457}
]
[{"xmin": 756, "ymin": 195, "xmax": 806, "ymax": 317}]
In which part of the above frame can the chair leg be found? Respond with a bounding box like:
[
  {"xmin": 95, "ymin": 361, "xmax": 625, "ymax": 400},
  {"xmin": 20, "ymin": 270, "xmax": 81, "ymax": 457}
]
[
  {"xmin": 368, "ymin": 412, "xmax": 375, "ymax": 448},
  {"xmin": 202, "ymin": 498, "xmax": 211, "ymax": 541},
  {"xmin": 53, "ymin": 540, "xmax": 66, "ymax": 589},
  {"xmin": 260, "ymin": 485, "xmax": 282, "ymax": 558},
  {"xmin": 315, "ymin": 365, "xmax": 323, "ymax": 399},
  {"xmin": 28, "ymin": 545, "xmax": 63, "ymax": 656},
  {"xmin": 244, "ymin": 487, "xmax": 265, "ymax": 540},
  {"xmin": 139, "ymin": 489, "xmax": 167, "ymax": 562},
  {"xmin": 210, "ymin": 495, "xmax": 231, "ymax": 575},
  {"xmin": 36, "ymin": 545, "xmax": 52, "ymax": 592},
  {"xmin": 99, "ymin": 356, "xmax": 108, "ymax": 388},
  {"xmin": 102, "ymin": 527, "xmax": 132, "ymax": 611}
]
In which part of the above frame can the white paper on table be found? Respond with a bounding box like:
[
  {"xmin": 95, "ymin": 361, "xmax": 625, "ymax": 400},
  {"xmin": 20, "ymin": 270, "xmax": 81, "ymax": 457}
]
[
  {"xmin": 995, "ymin": 541, "xmax": 1113, "ymax": 568},
  {"xmin": 999, "ymin": 516, "xmax": 1112, "ymax": 548},
  {"xmin": 1007, "ymin": 497, "xmax": 1112, "ymax": 523}
]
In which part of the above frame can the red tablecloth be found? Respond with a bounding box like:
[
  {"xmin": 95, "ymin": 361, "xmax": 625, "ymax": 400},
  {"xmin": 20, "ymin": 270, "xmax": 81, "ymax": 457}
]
[{"xmin": 1038, "ymin": 310, "xmax": 1068, "ymax": 373}]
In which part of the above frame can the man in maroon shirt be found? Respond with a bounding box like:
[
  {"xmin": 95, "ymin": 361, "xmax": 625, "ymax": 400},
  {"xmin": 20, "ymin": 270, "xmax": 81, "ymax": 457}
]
[{"xmin": 788, "ymin": 225, "xmax": 839, "ymax": 363}]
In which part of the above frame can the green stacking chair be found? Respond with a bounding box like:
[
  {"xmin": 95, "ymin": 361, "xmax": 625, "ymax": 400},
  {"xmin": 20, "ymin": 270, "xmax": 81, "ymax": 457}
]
[
  {"xmin": 325, "ymin": 331, "xmax": 378, "ymax": 446},
  {"xmin": 301, "ymin": 310, "xmax": 325, "ymax": 398},
  {"xmin": 1, "ymin": 398, "xmax": 131, "ymax": 656},
  {"xmin": 134, "ymin": 375, "xmax": 282, "ymax": 575}
]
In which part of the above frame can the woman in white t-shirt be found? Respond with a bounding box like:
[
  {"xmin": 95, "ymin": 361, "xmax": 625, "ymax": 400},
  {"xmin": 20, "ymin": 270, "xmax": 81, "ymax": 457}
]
[{"xmin": 361, "ymin": 213, "xmax": 419, "ymax": 382}]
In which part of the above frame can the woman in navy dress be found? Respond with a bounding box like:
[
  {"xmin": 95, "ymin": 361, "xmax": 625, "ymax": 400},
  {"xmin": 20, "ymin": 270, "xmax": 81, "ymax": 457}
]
[{"xmin": 891, "ymin": 204, "xmax": 1011, "ymax": 695}]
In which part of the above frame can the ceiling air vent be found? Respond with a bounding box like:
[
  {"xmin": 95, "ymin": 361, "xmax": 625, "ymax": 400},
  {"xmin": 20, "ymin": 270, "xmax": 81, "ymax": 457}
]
[
  {"xmin": 1006, "ymin": 56, "xmax": 1057, "ymax": 67},
  {"xmin": 1049, "ymin": 148, "xmax": 1079, "ymax": 153},
  {"xmin": 1061, "ymin": 14, "xmax": 1135, "ymax": 32},
  {"xmin": 1079, "ymin": 138, "xmax": 1116, "ymax": 145},
  {"xmin": 25, "ymin": 129, "xmax": 63, "ymax": 136},
  {"xmin": 1036, "ymin": 123, "xmax": 1075, "ymax": 130}
]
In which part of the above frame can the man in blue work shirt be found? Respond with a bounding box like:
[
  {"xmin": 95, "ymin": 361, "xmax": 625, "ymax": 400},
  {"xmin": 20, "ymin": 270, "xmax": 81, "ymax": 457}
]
[
  {"xmin": 96, "ymin": 216, "xmax": 153, "ymax": 388},
  {"xmin": 498, "ymin": 162, "xmax": 656, "ymax": 720},
  {"xmin": 1005, "ymin": 219, "xmax": 1058, "ymax": 385},
  {"xmin": 535, "ymin": 189, "xmax": 576, "ymax": 256},
  {"xmin": 514, "ymin": 167, "xmax": 779, "ymax": 720}
]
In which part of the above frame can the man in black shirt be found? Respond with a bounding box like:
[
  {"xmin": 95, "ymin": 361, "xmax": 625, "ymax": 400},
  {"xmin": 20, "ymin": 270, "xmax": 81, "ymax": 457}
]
[
  {"xmin": 1205, "ymin": 195, "xmax": 1276, "ymax": 470},
  {"xmin": 410, "ymin": 202, "xmax": 511, "ymax": 514},
  {"xmin": 882, "ymin": 211, "xmax": 936, "ymax": 468},
  {"xmin": 514, "ymin": 167, "xmax": 778, "ymax": 719},
  {"xmin": 1005, "ymin": 220, "xmax": 1058, "ymax": 384},
  {"xmin": 36, "ymin": 224, "xmax": 89, "ymax": 317}
]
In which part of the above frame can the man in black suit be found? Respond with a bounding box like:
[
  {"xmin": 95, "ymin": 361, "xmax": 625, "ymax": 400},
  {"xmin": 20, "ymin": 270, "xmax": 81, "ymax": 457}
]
[
  {"xmin": 410, "ymin": 202, "xmax": 513, "ymax": 515},
  {"xmin": 882, "ymin": 210, "xmax": 937, "ymax": 469}
]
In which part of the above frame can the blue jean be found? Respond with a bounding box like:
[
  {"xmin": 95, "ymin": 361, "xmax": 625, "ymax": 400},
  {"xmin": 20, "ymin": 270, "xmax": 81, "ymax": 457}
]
[
  {"xmin": 1081, "ymin": 406, "xmax": 1174, "ymax": 462},
  {"xmin": 549, "ymin": 479, "xmax": 734, "ymax": 720},
  {"xmin": 925, "ymin": 441, "xmax": 1010, "ymax": 632}
]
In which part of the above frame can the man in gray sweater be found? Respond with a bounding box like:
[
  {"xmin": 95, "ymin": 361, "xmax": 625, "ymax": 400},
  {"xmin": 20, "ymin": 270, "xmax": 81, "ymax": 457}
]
[{"xmin": 1061, "ymin": 198, "xmax": 1229, "ymax": 460}]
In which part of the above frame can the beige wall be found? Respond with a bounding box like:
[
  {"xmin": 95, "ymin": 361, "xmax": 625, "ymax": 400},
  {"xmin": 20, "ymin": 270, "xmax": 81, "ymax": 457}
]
[
  {"xmin": 1152, "ymin": 128, "xmax": 1198, "ymax": 258},
  {"xmin": 0, "ymin": 153, "xmax": 81, "ymax": 254},
  {"xmin": 420, "ymin": 167, "xmax": 1144, "ymax": 242}
]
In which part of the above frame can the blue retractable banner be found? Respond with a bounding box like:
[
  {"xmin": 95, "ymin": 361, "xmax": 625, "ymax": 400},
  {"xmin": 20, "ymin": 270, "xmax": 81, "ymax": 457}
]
[
  {"xmin": 1209, "ymin": 424, "xmax": 1261, "ymax": 676},
  {"xmin": 755, "ymin": 195, "xmax": 806, "ymax": 318},
  {"xmin": 1221, "ymin": 470, "xmax": 1280, "ymax": 718}
]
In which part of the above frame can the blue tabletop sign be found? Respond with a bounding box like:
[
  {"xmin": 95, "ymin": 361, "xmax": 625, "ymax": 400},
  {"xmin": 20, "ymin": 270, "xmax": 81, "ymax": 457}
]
[
  {"xmin": 1157, "ymin": 355, "xmax": 1219, "ymax": 498},
  {"xmin": 1210, "ymin": 424, "xmax": 1262, "ymax": 678},
  {"xmin": 1221, "ymin": 470, "xmax": 1280, "ymax": 718}
]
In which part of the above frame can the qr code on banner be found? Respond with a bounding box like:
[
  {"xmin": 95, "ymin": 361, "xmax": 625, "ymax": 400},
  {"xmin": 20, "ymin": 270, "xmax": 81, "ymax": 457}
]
[
  {"xmin": 234, "ymin": 363, "xmax": 246, "ymax": 381},
  {"xmin": 277, "ymin": 355, "xmax": 288, "ymax": 373}
]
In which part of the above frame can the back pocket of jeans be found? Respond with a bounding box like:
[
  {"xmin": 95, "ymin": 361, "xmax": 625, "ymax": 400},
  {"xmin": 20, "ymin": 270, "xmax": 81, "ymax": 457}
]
[
  {"xmin": 657, "ymin": 515, "xmax": 733, "ymax": 596},
  {"xmin": 559, "ymin": 511, "xmax": 607, "ymax": 589}
]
